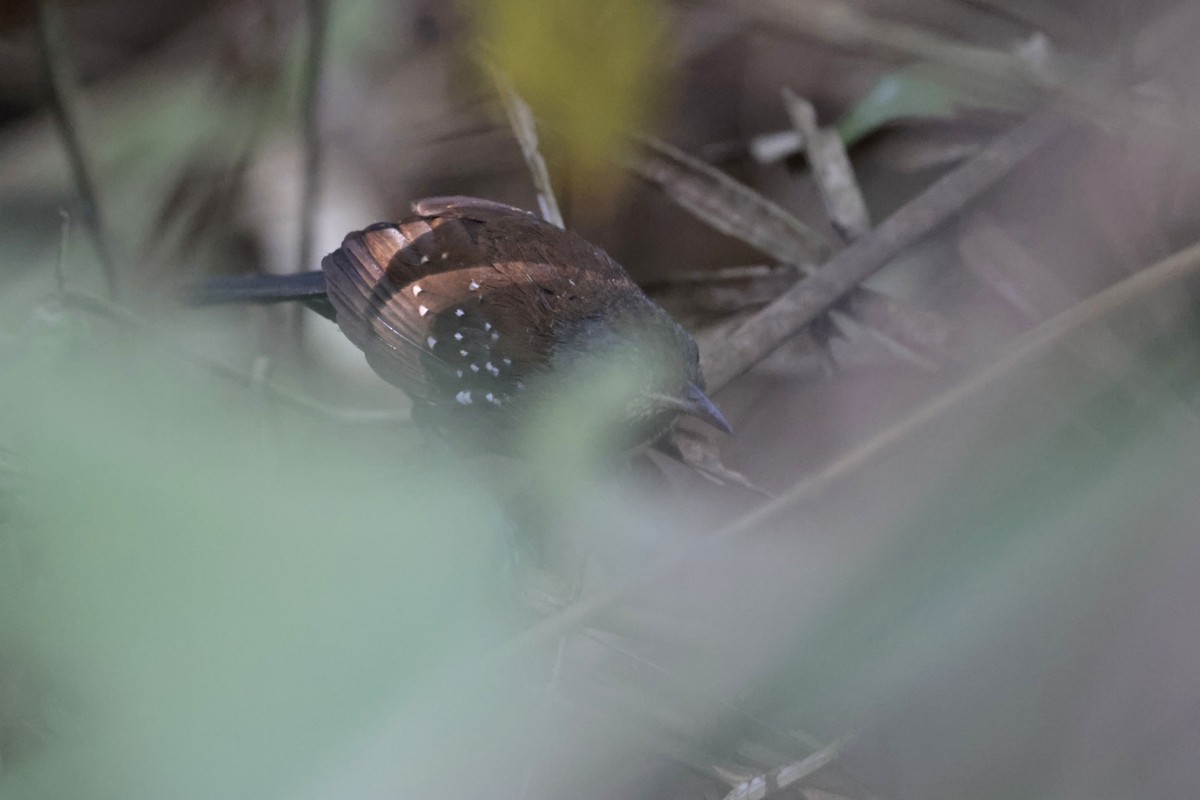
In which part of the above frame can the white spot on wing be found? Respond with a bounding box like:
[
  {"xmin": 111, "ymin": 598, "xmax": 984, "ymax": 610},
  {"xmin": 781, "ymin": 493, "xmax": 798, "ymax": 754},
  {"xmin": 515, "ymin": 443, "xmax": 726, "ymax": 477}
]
[
  {"xmin": 469, "ymin": 281, "xmax": 480, "ymax": 291},
  {"xmin": 459, "ymin": 349, "xmax": 468, "ymax": 357},
  {"xmin": 502, "ymin": 357, "xmax": 512, "ymax": 366},
  {"xmin": 412, "ymin": 284, "xmax": 423, "ymax": 296},
  {"xmin": 455, "ymin": 308, "xmax": 465, "ymax": 317},
  {"xmin": 454, "ymin": 332, "xmax": 463, "ymax": 341},
  {"xmin": 490, "ymin": 332, "xmax": 500, "ymax": 342},
  {"xmin": 486, "ymin": 362, "xmax": 499, "ymax": 376},
  {"xmin": 419, "ymin": 255, "xmax": 429, "ymax": 265},
  {"xmin": 483, "ymin": 322, "xmax": 492, "ymax": 331},
  {"xmin": 418, "ymin": 305, "xmax": 429, "ymax": 317},
  {"xmin": 470, "ymin": 363, "xmax": 480, "ymax": 373},
  {"xmin": 455, "ymin": 390, "xmax": 472, "ymax": 405},
  {"xmin": 456, "ymin": 369, "xmax": 463, "ymax": 378},
  {"xmin": 426, "ymin": 336, "xmax": 437, "ymax": 348}
]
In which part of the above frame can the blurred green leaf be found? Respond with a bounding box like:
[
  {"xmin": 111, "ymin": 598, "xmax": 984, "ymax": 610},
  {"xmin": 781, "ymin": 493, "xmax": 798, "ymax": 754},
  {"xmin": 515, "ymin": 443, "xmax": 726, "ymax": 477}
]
[
  {"xmin": 0, "ymin": 319, "xmax": 507, "ymax": 798},
  {"xmin": 836, "ymin": 64, "xmax": 1030, "ymax": 146}
]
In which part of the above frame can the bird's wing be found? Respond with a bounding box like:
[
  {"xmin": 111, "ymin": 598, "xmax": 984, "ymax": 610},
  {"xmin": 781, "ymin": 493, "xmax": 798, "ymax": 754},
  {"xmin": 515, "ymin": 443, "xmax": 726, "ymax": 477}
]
[{"xmin": 321, "ymin": 197, "xmax": 623, "ymax": 407}]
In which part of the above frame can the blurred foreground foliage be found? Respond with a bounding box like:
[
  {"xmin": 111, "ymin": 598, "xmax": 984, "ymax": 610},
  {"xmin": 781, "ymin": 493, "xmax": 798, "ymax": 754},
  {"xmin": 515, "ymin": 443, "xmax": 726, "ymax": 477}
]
[{"xmin": 0, "ymin": 304, "xmax": 507, "ymax": 797}]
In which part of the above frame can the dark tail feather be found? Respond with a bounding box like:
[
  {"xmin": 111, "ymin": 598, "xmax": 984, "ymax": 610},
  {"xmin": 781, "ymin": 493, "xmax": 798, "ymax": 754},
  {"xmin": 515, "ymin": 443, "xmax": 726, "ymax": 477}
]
[{"xmin": 187, "ymin": 272, "xmax": 336, "ymax": 321}]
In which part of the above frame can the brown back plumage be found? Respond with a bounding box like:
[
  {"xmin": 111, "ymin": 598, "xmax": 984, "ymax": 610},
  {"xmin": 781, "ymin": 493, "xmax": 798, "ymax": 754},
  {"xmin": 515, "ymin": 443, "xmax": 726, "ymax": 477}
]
[{"xmin": 322, "ymin": 196, "xmax": 646, "ymax": 440}]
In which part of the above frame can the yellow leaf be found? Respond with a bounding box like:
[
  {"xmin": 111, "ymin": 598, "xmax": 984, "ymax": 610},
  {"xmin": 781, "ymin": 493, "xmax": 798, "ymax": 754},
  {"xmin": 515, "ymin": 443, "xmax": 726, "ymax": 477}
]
[{"xmin": 471, "ymin": 0, "xmax": 667, "ymax": 190}]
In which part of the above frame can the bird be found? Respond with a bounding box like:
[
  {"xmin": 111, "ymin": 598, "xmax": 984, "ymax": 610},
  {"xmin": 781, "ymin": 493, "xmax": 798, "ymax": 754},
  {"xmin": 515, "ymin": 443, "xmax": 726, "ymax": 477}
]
[{"xmin": 190, "ymin": 196, "xmax": 731, "ymax": 453}]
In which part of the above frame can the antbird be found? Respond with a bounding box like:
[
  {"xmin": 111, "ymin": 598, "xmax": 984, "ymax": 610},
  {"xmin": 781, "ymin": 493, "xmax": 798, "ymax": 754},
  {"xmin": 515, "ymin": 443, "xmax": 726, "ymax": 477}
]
[{"xmin": 191, "ymin": 196, "xmax": 731, "ymax": 452}]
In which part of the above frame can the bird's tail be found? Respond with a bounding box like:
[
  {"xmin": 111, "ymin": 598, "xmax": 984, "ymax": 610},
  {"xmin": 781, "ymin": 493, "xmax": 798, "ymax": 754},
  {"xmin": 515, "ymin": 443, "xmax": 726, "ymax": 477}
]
[{"xmin": 186, "ymin": 271, "xmax": 336, "ymax": 320}]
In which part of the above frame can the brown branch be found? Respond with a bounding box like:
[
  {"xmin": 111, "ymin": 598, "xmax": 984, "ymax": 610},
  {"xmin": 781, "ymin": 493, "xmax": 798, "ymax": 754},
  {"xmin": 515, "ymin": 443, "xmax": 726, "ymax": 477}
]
[
  {"xmin": 702, "ymin": 111, "xmax": 1068, "ymax": 390},
  {"xmin": 34, "ymin": 0, "xmax": 117, "ymax": 298}
]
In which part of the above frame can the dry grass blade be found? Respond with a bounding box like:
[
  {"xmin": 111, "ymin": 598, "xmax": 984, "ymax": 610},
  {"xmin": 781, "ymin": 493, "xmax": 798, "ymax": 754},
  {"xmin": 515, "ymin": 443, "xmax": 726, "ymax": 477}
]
[
  {"xmin": 35, "ymin": 0, "xmax": 117, "ymax": 298},
  {"xmin": 626, "ymin": 135, "xmax": 830, "ymax": 266},
  {"xmin": 490, "ymin": 65, "xmax": 565, "ymax": 229},
  {"xmin": 782, "ymin": 89, "xmax": 870, "ymax": 241},
  {"xmin": 702, "ymin": 111, "xmax": 1067, "ymax": 390},
  {"xmin": 296, "ymin": 0, "xmax": 331, "ymax": 275},
  {"xmin": 721, "ymin": 735, "xmax": 854, "ymax": 800}
]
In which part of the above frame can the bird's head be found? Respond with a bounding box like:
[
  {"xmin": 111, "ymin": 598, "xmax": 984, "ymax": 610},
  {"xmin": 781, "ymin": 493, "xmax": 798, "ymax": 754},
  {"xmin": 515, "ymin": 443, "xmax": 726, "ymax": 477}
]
[{"xmin": 546, "ymin": 296, "xmax": 732, "ymax": 448}]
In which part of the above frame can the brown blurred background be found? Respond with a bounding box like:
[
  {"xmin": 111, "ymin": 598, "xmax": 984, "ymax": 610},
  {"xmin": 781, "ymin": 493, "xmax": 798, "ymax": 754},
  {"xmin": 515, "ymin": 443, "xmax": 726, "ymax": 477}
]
[{"xmin": 4, "ymin": 2, "xmax": 1200, "ymax": 799}]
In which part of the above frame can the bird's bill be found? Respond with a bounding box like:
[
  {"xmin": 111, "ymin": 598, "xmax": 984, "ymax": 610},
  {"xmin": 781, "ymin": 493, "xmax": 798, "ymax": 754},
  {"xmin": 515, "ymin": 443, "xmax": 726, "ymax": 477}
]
[
  {"xmin": 651, "ymin": 383, "xmax": 734, "ymax": 434},
  {"xmin": 683, "ymin": 382, "xmax": 733, "ymax": 434}
]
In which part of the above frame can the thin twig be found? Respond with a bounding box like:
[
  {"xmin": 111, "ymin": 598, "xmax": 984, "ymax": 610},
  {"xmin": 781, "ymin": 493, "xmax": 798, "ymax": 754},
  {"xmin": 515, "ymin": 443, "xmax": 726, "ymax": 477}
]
[
  {"xmin": 702, "ymin": 111, "xmax": 1068, "ymax": 390},
  {"xmin": 490, "ymin": 221, "xmax": 1200, "ymax": 664},
  {"xmin": 721, "ymin": 735, "xmax": 854, "ymax": 800},
  {"xmin": 34, "ymin": 0, "xmax": 117, "ymax": 298},
  {"xmin": 297, "ymin": 0, "xmax": 331, "ymax": 275},
  {"xmin": 490, "ymin": 66, "xmax": 565, "ymax": 228}
]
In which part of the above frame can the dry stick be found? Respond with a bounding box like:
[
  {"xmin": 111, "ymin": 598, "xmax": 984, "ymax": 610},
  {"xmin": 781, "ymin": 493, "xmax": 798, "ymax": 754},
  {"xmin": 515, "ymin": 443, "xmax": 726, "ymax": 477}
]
[
  {"xmin": 781, "ymin": 90, "xmax": 942, "ymax": 370},
  {"xmin": 628, "ymin": 137, "xmax": 953, "ymax": 367},
  {"xmin": 782, "ymin": 89, "xmax": 870, "ymax": 242},
  {"xmin": 297, "ymin": 0, "xmax": 331, "ymax": 275},
  {"xmin": 702, "ymin": 110, "xmax": 1068, "ymax": 391},
  {"xmin": 491, "ymin": 208, "xmax": 1200, "ymax": 666},
  {"xmin": 491, "ymin": 67, "xmax": 565, "ymax": 229},
  {"xmin": 34, "ymin": 0, "xmax": 117, "ymax": 298}
]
